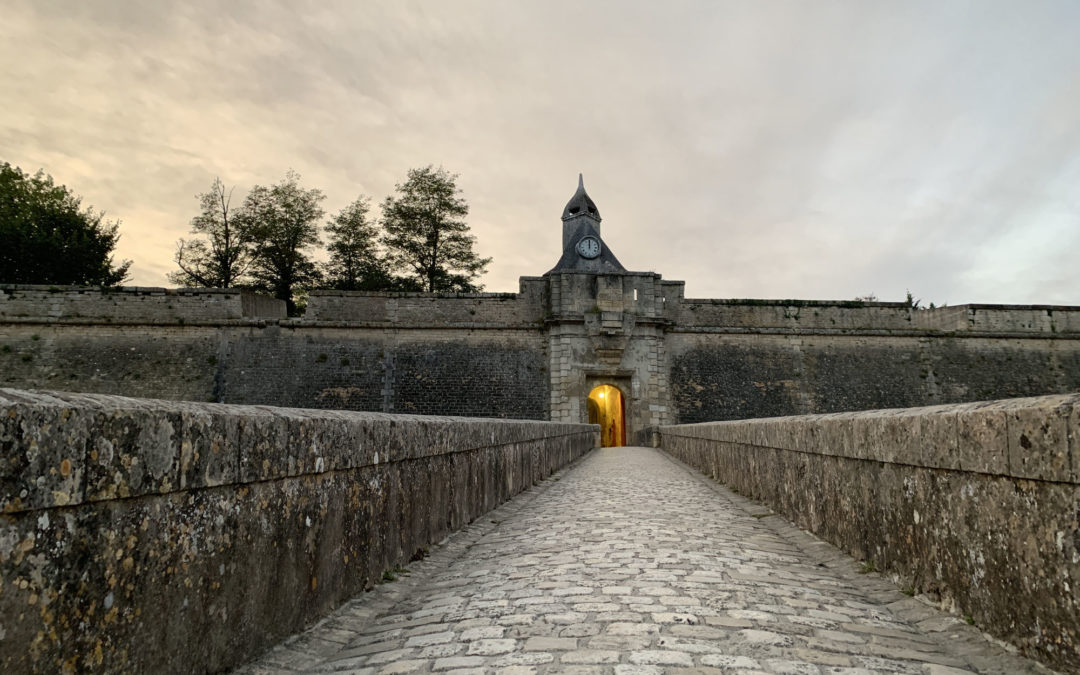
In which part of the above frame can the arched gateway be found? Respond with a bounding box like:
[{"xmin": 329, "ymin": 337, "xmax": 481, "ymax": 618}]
[{"xmin": 587, "ymin": 384, "xmax": 626, "ymax": 446}]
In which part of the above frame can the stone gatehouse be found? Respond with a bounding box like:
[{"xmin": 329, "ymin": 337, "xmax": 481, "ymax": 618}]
[{"xmin": 3, "ymin": 176, "xmax": 1080, "ymax": 444}]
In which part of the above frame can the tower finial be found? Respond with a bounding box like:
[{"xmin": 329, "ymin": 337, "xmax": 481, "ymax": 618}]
[{"xmin": 562, "ymin": 174, "xmax": 600, "ymax": 222}]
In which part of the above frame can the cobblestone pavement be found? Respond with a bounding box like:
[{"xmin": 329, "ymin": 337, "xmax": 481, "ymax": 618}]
[{"xmin": 238, "ymin": 447, "xmax": 1054, "ymax": 675}]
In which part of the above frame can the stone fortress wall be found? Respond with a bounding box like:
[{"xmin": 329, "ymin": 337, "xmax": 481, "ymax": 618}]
[
  {"xmin": 0, "ymin": 283, "xmax": 551, "ymax": 420},
  {"xmin": 4, "ymin": 283, "xmax": 1080, "ymax": 440},
  {"xmin": 667, "ymin": 295, "xmax": 1080, "ymax": 424}
]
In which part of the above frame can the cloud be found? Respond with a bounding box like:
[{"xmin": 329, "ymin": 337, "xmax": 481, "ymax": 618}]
[{"xmin": 2, "ymin": 0, "xmax": 1079, "ymax": 305}]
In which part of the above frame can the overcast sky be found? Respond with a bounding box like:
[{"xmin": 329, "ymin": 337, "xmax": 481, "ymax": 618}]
[{"xmin": 3, "ymin": 1, "xmax": 1079, "ymax": 305}]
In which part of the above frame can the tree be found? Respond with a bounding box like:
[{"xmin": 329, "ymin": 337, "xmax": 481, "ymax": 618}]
[
  {"xmin": 906, "ymin": 290, "xmax": 922, "ymax": 310},
  {"xmin": 168, "ymin": 177, "xmax": 253, "ymax": 288},
  {"xmin": 239, "ymin": 171, "xmax": 324, "ymax": 314},
  {"xmin": 381, "ymin": 166, "xmax": 491, "ymax": 292},
  {"xmin": 0, "ymin": 162, "xmax": 131, "ymax": 285},
  {"xmin": 323, "ymin": 196, "xmax": 393, "ymax": 291}
]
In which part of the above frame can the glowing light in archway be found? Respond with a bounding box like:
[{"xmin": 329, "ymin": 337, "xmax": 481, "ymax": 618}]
[{"xmin": 587, "ymin": 384, "xmax": 625, "ymax": 447}]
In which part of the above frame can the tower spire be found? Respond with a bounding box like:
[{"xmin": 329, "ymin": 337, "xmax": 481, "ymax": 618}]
[
  {"xmin": 548, "ymin": 174, "xmax": 625, "ymax": 274},
  {"xmin": 562, "ymin": 174, "xmax": 600, "ymax": 223}
]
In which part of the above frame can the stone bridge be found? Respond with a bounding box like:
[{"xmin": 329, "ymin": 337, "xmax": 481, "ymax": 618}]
[{"xmin": 1, "ymin": 389, "xmax": 1078, "ymax": 674}]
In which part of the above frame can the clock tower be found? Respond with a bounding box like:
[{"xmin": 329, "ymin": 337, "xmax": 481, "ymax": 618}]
[
  {"xmin": 542, "ymin": 174, "xmax": 677, "ymax": 447},
  {"xmin": 547, "ymin": 174, "xmax": 626, "ymax": 274}
]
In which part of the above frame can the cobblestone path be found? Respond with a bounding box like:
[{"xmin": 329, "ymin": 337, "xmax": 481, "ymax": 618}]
[{"xmin": 239, "ymin": 447, "xmax": 1050, "ymax": 675}]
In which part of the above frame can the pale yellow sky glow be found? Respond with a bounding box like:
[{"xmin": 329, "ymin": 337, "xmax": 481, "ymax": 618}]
[{"xmin": 2, "ymin": 1, "xmax": 1079, "ymax": 305}]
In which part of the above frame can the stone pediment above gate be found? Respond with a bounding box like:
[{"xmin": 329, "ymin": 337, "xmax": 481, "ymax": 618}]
[{"xmin": 584, "ymin": 311, "xmax": 636, "ymax": 365}]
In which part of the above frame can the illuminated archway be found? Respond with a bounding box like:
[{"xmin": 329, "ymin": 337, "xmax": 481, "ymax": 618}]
[{"xmin": 587, "ymin": 384, "xmax": 625, "ymax": 447}]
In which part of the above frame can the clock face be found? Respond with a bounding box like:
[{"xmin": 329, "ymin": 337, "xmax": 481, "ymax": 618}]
[{"xmin": 576, "ymin": 236, "xmax": 601, "ymax": 259}]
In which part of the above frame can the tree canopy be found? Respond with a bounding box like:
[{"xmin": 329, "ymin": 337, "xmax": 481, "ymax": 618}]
[
  {"xmin": 0, "ymin": 162, "xmax": 131, "ymax": 285},
  {"xmin": 323, "ymin": 196, "xmax": 393, "ymax": 291},
  {"xmin": 166, "ymin": 165, "xmax": 494, "ymax": 307},
  {"xmin": 381, "ymin": 166, "xmax": 490, "ymax": 292},
  {"xmin": 240, "ymin": 171, "xmax": 324, "ymax": 314},
  {"xmin": 168, "ymin": 178, "xmax": 253, "ymax": 288}
]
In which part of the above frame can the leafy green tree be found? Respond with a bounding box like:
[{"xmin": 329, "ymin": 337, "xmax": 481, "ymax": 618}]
[
  {"xmin": 0, "ymin": 162, "xmax": 131, "ymax": 285},
  {"xmin": 239, "ymin": 170, "xmax": 324, "ymax": 314},
  {"xmin": 381, "ymin": 166, "xmax": 491, "ymax": 292},
  {"xmin": 323, "ymin": 196, "xmax": 393, "ymax": 291},
  {"xmin": 168, "ymin": 177, "xmax": 253, "ymax": 288}
]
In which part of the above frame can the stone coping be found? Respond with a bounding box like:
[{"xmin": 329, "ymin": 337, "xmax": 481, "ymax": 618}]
[
  {"xmin": 660, "ymin": 393, "xmax": 1080, "ymax": 484},
  {"xmin": 0, "ymin": 388, "xmax": 597, "ymax": 515}
]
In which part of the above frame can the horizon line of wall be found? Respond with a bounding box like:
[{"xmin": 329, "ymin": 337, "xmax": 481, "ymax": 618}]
[
  {"xmin": 3, "ymin": 283, "xmax": 1080, "ymax": 428},
  {"xmin": 4, "ymin": 282, "xmax": 1080, "ymax": 334}
]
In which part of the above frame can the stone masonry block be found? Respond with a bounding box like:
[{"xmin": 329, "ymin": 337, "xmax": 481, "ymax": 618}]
[
  {"xmin": 910, "ymin": 408, "xmax": 958, "ymax": 469},
  {"xmin": 283, "ymin": 410, "xmax": 344, "ymax": 474},
  {"xmin": 85, "ymin": 407, "xmax": 182, "ymax": 501},
  {"xmin": 237, "ymin": 410, "xmax": 290, "ymax": 482},
  {"xmin": 1006, "ymin": 398, "xmax": 1073, "ymax": 482},
  {"xmin": 882, "ymin": 409, "xmax": 925, "ymax": 465},
  {"xmin": 955, "ymin": 404, "xmax": 1009, "ymax": 475},
  {"xmin": 0, "ymin": 395, "xmax": 89, "ymax": 511},
  {"xmin": 855, "ymin": 412, "xmax": 899, "ymax": 463},
  {"xmin": 815, "ymin": 415, "xmax": 854, "ymax": 458},
  {"xmin": 749, "ymin": 422, "xmax": 769, "ymax": 448},
  {"xmin": 178, "ymin": 409, "xmax": 240, "ymax": 489}
]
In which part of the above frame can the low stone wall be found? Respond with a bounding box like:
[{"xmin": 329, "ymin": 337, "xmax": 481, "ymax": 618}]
[
  {"xmin": 305, "ymin": 283, "xmax": 544, "ymax": 326},
  {"xmin": 658, "ymin": 395, "xmax": 1080, "ymax": 672},
  {"xmin": 0, "ymin": 389, "xmax": 596, "ymax": 674},
  {"xmin": 0, "ymin": 285, "xmax": 284, "ymax": 322},
  {"xmin": 675, "ymin": 298, "xmax": 1080, "ymax": 334}
]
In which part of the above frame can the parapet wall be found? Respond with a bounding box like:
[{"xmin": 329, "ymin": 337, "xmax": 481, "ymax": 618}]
[
  {"xmin": 0, "ymin": 284, "xmax": 285, "ymax": 322},
  {"xmin": 0, "ymin": 389, "xmax": 596, "ymax": 674},
  {"xmin": 0, "ymin": 284, "xmax": 551, "ymax": 419},
  {"xmin": 658, "ymin": 395, "xmax": 1080, "ymax": 671},
  {"xmin": 675, "ymin": 298, "xmax": 1080, "ymax": 334},
  {"xmin": 668, "ymin": 300, "xmax": 1080, "ymax": 423},
  {"xmin": 305, "ymin": 279, "xmax": 545, "ymax": 326}
]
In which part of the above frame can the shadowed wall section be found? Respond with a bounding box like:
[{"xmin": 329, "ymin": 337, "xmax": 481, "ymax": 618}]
[
  {"xmin": 667, "ymin": 302, "xmax": 1080, "ymax": 424},
  {"xmin": 0, "ymin": 389, "xmax": 597, "ymax": 674},
  {"xmin": 658, "ymin": 395, "xmax": 1080, "ymax": 672},
  {"xmin": 0, "ymin": 285, "xmax": 551, "ymax": 420}
]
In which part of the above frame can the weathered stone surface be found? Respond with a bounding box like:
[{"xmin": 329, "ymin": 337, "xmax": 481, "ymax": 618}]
[
  {"xmin": 660, "ymin": 394, "xmax": 1080, "ymax": 672},
  {"xmin": 1006, "ymin": 395, "xmax": 1073, "ymax": 481},
  {"xmin": 668, "ymin": 331, "xmax": 1080, "ymax": 425},
  {"xmin": 0, "ymin": 393, "xmax": 90, "ymax": 510},
  {"xmin": 0, "ymin": 388, "xmax": 594, "ymax": 674},
  {"xmin": 0, "ymin": 285, "xmax": 282, "ymax": 322},
  {"xmin": 955, "ymin": 402, "xmax": 1009, "ymax": 473}
]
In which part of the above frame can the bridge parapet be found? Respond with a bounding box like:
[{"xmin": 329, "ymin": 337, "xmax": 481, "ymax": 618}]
[
  {"xmin": 659, "ymin": 395, "xmax": 1080, "ymax": 672},
  {"xmin": 0, "ymin": 388, "xmax": 596, "ymax": 673}
]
